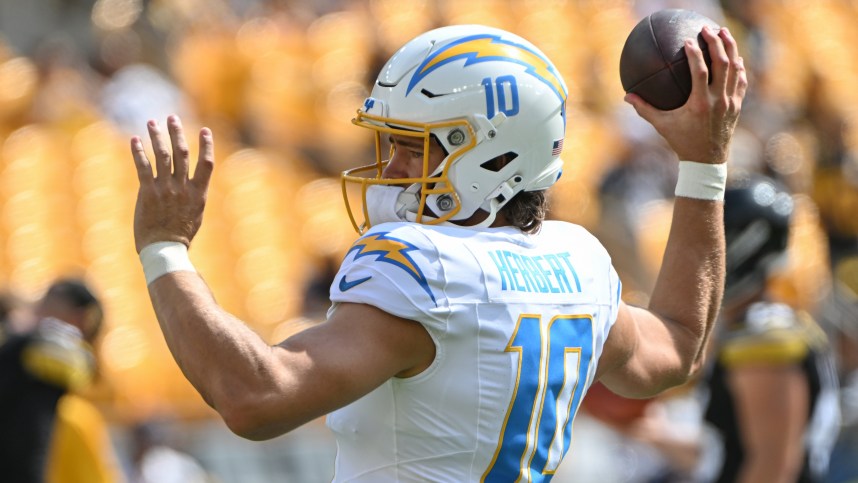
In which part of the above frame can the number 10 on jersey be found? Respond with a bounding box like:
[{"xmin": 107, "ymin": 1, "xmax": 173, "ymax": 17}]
[{"xmin": 483, "ymin": 314, "xmax": 594, "ymax": 482}]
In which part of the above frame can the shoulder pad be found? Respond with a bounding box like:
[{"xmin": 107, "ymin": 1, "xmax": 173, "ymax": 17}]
[
  {"xmin": 22, "ymin": 318, "xmax": 94, "ymax": 389},
  {"xmin": 720, "ymin": 303, "xmax": 809, "ymax": 366}
]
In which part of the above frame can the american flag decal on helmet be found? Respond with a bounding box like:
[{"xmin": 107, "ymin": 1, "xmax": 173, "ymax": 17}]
[{"xmin": 552, "ymin": 139, "xmax": 564, "ymax": 156}]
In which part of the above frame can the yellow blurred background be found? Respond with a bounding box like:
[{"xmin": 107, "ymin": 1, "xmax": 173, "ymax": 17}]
[{"xmin": 1, "ymin": 0, "xmax": 857, "ymax": 479}]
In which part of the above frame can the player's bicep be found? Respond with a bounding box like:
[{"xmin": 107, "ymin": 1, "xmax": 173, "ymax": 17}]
[
  {"xmin": 281, "ymin": 301, "xmax": 435, "ymax": 384},
  {"xmin": 596, "ymin": 302, "xmax": 689, "ymax": 398},
  {"xmin": 248, "ymin": 303, "xmax": 435, "ymax": 438}
]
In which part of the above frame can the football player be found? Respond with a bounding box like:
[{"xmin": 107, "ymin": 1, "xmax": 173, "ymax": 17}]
[
  {"xmin": 703, "ymin": 174, "xmax": 841, "ymax": 483},
  {"xmin": 130, "ymin": 23, "xmax": 746, "ymax": 481},
  {"xmin": 0, "ymin": 278, "xmax": 106, "ymax": 482}
]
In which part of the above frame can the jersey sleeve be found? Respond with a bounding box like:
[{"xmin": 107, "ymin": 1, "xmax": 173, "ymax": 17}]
[
  {"xmin": 606, "ymin": 256, "xmax": 622, "ymax": 327},
  {"xmin": 590, "ymin": 230, "xmax": 623, "ymax": 371},
  {"xmin": 329, "ymin": 224, "xmax": 448, "ymax": 334}
]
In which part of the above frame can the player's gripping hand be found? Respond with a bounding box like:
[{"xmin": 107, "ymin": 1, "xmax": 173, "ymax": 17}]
[
  {"xmin": 625, "ymin": 26, "xmax": 747, "ymax": 165},
  {"xmin": 130, "ymin": 115, "xmax": 215, "ymax": 253}
]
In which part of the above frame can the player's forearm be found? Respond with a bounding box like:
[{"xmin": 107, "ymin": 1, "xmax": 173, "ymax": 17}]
[
  {"xmin": 146, "ymin": 272, "xmax": 284, "ymax": 425},
  {"xmin": 648, "ymin": 196, "xmax": 725, "ymax": 376}
]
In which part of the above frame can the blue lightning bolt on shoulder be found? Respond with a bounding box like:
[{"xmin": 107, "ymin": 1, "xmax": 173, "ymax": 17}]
[{"xmin": 346, "ymin": 232, "xmax": 436, "ymax": 304}]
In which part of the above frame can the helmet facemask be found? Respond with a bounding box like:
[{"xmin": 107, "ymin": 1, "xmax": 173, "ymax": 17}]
[{"xmin": 343, "ymin": 111, "xmax": 478, "ymax": 233}]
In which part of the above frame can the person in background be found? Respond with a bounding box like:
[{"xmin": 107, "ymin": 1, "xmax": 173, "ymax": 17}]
[
  {"xmin": 628, "ymin": 174, "xmax": 842, "ymax": 483},
  {"xmin": 703, "ymin": 174, "xmax": 841, "ymax": 483},
  {"xmin": 0, "ymin": 277, "xmax": 111, "ymax": 482}
]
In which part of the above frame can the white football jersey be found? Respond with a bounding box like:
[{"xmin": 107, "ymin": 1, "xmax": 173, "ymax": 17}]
[{"xmin": 326, "ymin": 220, "xmax": 622, "ymax": 482}]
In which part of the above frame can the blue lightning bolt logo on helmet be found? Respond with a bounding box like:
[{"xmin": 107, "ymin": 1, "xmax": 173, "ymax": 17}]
[{"xmin": 406, "ymin": 34, "xmax": 568, "ymax": 105}]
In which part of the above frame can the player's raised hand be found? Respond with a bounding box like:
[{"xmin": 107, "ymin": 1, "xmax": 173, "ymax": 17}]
[
  {"xmin": 131, "ymin": 115, "xmax": 215, "ymax": 253},
  {"xmin": 626, "ymin": 26, "xmax": 747, "ymax": 165}
]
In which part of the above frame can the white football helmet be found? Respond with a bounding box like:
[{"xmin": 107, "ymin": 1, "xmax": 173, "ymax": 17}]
[{"xmin": 342, "ymin": 25, "xmax": 568, "ymax": 233}]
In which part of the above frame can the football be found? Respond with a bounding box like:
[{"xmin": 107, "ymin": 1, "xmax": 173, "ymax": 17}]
[{"xmin": 619, "ymin": 9, "xmax": 720, "ymax": 110}]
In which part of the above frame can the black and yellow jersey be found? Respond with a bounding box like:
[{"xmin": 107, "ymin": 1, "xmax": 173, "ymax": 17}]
[
  {"xmin": 704, "ymin": 302, "xmax": 841, "ymax": 483},
  {"xmin": 0, "ymin": 318, "xmax": 95, "ymax": 482}
]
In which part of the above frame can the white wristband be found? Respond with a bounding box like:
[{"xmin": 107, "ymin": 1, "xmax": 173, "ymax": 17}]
[
  {"xmin": 674, "ymin": 161, "xmax": 727, "ymax": 201},
  {"xmin": 139, "ymin": 241, "xmax": 197, "ymax": 285}
]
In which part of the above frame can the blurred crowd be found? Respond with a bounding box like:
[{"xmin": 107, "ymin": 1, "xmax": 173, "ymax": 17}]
[{"xmin": 1, "ymin": 0, "xmax": 858, "ymax": 481}]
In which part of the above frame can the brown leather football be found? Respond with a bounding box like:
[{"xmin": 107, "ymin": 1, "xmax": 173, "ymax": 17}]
[{"xmin": 619, "ymin": 9, "xmax": 720, "ymax": 110}]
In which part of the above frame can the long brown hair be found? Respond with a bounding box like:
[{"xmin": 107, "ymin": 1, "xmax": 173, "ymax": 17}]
[{"xmin": 501, "ymin": 190, "xmax": 548, "ymax": 233}]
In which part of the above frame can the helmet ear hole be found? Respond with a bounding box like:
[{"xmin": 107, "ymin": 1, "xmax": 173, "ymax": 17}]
[{"xmin": 480, "ymin": 152, "xmax": 518, "ymax": 172}]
